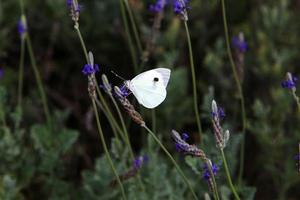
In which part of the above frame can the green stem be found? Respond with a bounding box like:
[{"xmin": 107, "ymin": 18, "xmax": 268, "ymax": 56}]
[
  {"xmin": 292, "ymin": 92, "xmax": 300, "ymax": 113},
  {"xmin": 220, "ymin": 0, "xmax": 247, "ymax": 185},
  {"xmin": 151, "ymin": 109, "xmax": 156, "ymax": 133},
  {"xmin": 142, "ymin": 125, "xmax": 198, "ymax": 200},
  {"xmin": 123, "ymin": 0, "xmax": 143, "ymax": 54},
  {"xmin": 109, "ymin": 95, "xmax": 145, "ymax": 191},
  {"xmin": 73, "ymin": 24, "xmax": 125, "ymax": 142},
  {"xmin": 220, "ymin": 149, "xmax": 240, "ymax": 200},
  {"xmin": 74, "ymin": 23, "xmax": 89, "ymax": 62},
  {"xmin": 26, "ymin": 35, "xmax": 51, "ymax": 127},
  {"xmin": 205, "ymin": 160, "xmax": 220, "ymax": 200},
  {"xmin": 184, "ymin": 21, "xmax": 203, "ymax": 142},
  {"xmin": 91, "ymin": 100, "xmax": 127, "ymax": 200},
  {"xmin": 120, "ymin": 0, "xmax": 138, "ymax": 72},
  {"xmin": 17, "ymin": 36, "xmax": 25, "ymax": 111}
]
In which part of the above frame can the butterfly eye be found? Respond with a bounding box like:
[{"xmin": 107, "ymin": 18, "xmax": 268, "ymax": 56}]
[{"xmin": 153, "ymin": 77, "xmax": 159, "ymax": 82}]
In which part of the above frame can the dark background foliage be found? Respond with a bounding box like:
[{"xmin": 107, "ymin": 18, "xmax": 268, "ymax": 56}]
[{"xmin": 1, "ymin": 0, "xmax": 300, "ymax": 199}]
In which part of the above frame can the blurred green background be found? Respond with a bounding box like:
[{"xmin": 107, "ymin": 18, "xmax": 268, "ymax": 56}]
[{"xmin": 0, "ymin": 0, "xmax": 300, "ymax": 199}]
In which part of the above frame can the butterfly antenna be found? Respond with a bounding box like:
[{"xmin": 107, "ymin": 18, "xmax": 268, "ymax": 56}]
[{"xmin": 111, "ymin": 70, "xmax": 126, "ymax": 81}]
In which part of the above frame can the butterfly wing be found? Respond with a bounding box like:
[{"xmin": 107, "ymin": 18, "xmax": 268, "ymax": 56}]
[{"xmin": 129, "ymin": 68, "xmax": 171, "ymax": 109}]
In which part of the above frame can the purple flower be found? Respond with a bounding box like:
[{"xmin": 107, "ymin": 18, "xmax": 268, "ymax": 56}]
[
  {"xmin": 133, "ymin": 155, "xmax": 149, "ymax": 170},
  {"xmin": 0, "ymin": 68, "xmax": 3, "ymax": 79},
  {"xmin": 202, "ymin": 163, "xmax": 219, "ymax": 181},
  {"xmin": 81, "ymin": 64, "xmax": 99, "ymax": 75},
  {"xmin": 17, "ymin": 19, "xmax": 27, "ymax": 36},
  {"xmin": 149, "ymin": 0, "xmax": 190, "ymax": 20},
  {"xmin": 212, "ymin": 106, "xmax": 225, "ymax": 120},
  {"xmin": 173, "ymin": 0, "xmax": 190, "ymax": 15},
  {"xmin": 182, "ymin": 132, "xmax": 189, "ymax": 141},
  {"xmin": 66, "ymin": 0, "xmax": 72, "ymax": 7},
  {"xmin": 119, "ymin": 84, "xmax": 130, "ymax": 97},
  {"xmin": 149, "ymin": 0, "xmax": 167, "ymax": 12},
  {"xmin": 281, "ymin": 75, "xmax": 298, "ymax": 89},
  {"xmin": 232, "ymin": 35, "xmax": 248, "ymax": 53}
]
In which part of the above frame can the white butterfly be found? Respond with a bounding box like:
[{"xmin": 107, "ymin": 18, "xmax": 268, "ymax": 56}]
[{"xmin": 125, "ymin": 68, "xmax": 171, "ymax": 109}]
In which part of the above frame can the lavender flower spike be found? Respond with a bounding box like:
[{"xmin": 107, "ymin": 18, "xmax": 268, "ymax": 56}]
[
  {"xmin": 232, "ymin": 32, "xmax": 248, "ymax": 53},
  {"xmin": 67, "ymin": 0, "xmax": 81, "ymax": 23},
  {"xmin": 173, "ymin": 0, "xmax": 190, "ymax": 21},
  {"xmin": 281, "ymin": 72, "xmax": 298, "ymax": 92},
  {"xmin": 171, "ymin": 130, "xmax": 206, "ymax": 158},
  {"xmin": 149, "ymin": 0, "xmax": 167, "ymax": 13},
  {"xmin": 18, "ymin": 15, "xmax": 27, "ymax": 38},
  {"xmin": 211, "ymin": 100, "xmax": 230, "ymax": 149}
]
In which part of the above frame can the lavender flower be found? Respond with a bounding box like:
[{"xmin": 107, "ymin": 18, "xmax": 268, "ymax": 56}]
[
  {"xmin": 17, "ymin": 16, "xmax": 27, "ymax": 37},
  {"xmin": 119, "ymin": 84, "xmax": 131, "ymax": 98},
  {"xmin": 211, "ymin": 106, "xmax": 225, "ymax": 120},
  {"xmin": 173, "ymin": 0, "xmax": 190, "ymax": 15},
  {"xmin": 67, "ymin": 0, "xmax": 81, "ymax": 23},
  {"xmin": 202, "ymin": 162, "xmax": 219, "ymax": 181},
  {"xmin": 281, "ymin": 72, "xmax": 298, "ymax": 90},
  {"xmin": 172, "ymin": 130, "xmax": 206, "ymax": 158},
  {"xmin": 81, "ymin": 64, "xmax": 99, "ymax": 75},
  {"xmin": 114, "ymin": 86, "xmax": 145, "ymax": 126},
  {"xmin": 232, "ymin": 33, "xmax": 248, "ymax": 53},
  {"xmin": 211, "ymin": 100, "xmax": 230, "ymax": 149},
  {"xmin": 149, "ymin": 0, "xmax": 190, "ymax": 20},
  {"xmin": 149, "ymin": 0, "xmax": 167, "ymax": 12},
  {"xmin": 182, "ymin": 132, "xmax": 189, "ymax": 141},
  {"xmin": 133, "ymin": 155, "xmax": 149, "ymax": 170}
]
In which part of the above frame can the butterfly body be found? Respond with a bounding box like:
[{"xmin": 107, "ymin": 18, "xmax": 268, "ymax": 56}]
[{"xmin": 125, "ymin": 68, "xmax": 171, "ymax": 109}]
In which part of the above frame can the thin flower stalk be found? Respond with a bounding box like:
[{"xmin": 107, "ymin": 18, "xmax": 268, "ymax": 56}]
[
  {"xmin": 26, "ymin": 35, "xmax": 52, "ymax": 127},
  {"xmin": 101, "ymin": 75, "xmax": 145, "ymax": 191},
  {"xmin": 143, "ymin": 125, "xmax": 198, "ymax": 200},
  {"xmin": 114, "ymin": 88, "xmax": 198, "ymax": 199},
  {"xmin": 17, "ymin": 15, "xmax": 26, "ymax": 122},
  {"xmin": 91, "ymin": 100, "xmax": 127, "ymax": 200},
  {"xmin": 220, "ymin": 149, "xmax": 240, "ymax": 200},
  {"xmin": 220, "ymin": 0, "xmax": 247, "ymax": 185},
  {"xmin": 281, "ymin": 72, "xmax": 300, "ymax": 112},
  {"xmin": 18, "ymin": 0, "xmax": 51, "ymax": 127},
  {"xmin": 211, "ymin": 100, "xmax": 240, "ymax": 200},
  {"xmin": 120, "ymin": 0, "xmax": 138, "ymax": 72},
  {"xmin": 184, "ymin": 21, "xmax": 203, "ymax": 142},
  {"xmin": 70, "ymin": 7, "xmax": 127, "ymax": 142},
  {"xmin": 68, "ymin": 2, "xmax": 128, "ymax": 196},
  {"xmin": 172, "ymin": 130, "xmax": 219, "ymax": 200},
  {"xmin": 122, "ymin": 0, "xmax": 143, "ymax": 55},
  {"xmin": 84, "ymin": 52, "xmax": 127, "ymax": 199}
]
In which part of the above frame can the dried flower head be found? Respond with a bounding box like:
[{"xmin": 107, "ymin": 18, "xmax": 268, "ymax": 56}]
[
  {"xmin": 171, "ymin": 130, "xmax": 206, "ymax": 158},
  {"xmin": 114, "ymin": 86, "xmax": 145, "ymax": 126},
  {"xmin": 211, "ymin": 100, "xmax": 230, "ymax": 149}
]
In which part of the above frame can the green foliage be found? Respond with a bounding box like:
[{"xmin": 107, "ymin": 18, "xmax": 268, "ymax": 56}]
[{"xmin": 1, "ymin": 0, "xmax": 300, "ymax": 199}]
